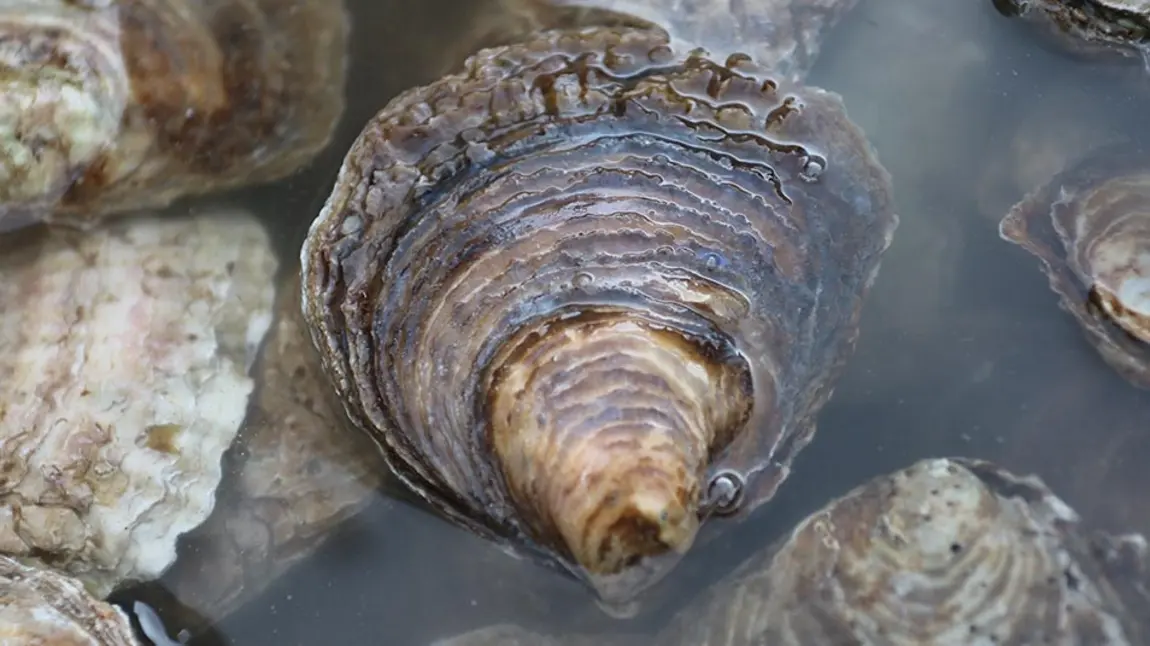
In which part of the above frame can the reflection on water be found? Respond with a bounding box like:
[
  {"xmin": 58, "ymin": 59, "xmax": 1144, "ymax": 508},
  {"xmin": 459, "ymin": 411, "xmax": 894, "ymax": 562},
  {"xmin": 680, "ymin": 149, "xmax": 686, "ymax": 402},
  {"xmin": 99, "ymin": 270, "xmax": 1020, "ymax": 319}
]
[{"xmin": 102, "ymin": 0, "xmax": 1150, "ymax": 643}]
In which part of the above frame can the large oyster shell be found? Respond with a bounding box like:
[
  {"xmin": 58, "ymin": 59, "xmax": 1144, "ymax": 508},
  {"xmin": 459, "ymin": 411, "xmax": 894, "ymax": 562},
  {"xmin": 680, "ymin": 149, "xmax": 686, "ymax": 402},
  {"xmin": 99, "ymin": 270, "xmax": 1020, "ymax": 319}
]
[
  {"xmin": 438, "ymin": 0, "xmax": 859, "ymax": 83},
  {"xmin": 301, "ymin": 26, "xmax": 897, "ymax": 606},
  {"xmin": 0, "ymin": 554, "xmax": 140, "ymax": 645},
  {"xmin": 156, "ymin": 275, "xmax": 387, "ymax": 625},
  {"xmin": 989, "ymin": 0, "xmax": 1150, "ymax": 64},
  {"xmin": 0, "ymin": 208, "xmax": 277, "ymax": 597},
  {"xmin": 434, "ymin": 458, "xmax": 1150, "ymax": 645},
  {"xmin": 999, "ymin": 144, "xmax": 1150, "ymax": 389},
  {"xmin": 0, "ymin": 0, "xmax": 349, "ymax": 230}
]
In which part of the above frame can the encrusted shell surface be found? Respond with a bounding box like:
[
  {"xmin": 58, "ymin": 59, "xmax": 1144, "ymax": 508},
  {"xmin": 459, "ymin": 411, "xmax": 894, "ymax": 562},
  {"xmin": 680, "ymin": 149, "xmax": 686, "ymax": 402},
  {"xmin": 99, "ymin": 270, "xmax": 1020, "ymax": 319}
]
[
  {"xmin": 988, "ymin": 0, "xmax": 1150, "ymax": 63},
  {"xmin": 0, "ymin": 555, "xmax": 140, "ymax": 645},
  {"xmin": 156, "ymin": 275, "xmax": 387, "ymax": 625},
  {"xmin": 0, "ymin": 0, "xmax": 349, "ymax": 230},
  {"xmin": 434, "ymin": 458, "xmax": 1150, "ymax": 646},
  {"xmin": 0, "ymin": 209, "xmax": 277, "ymax": 597},
  {"xmin": 999, "ymin": 144, "xmax": 1150, "ymax": 389},
  {"xmin": 301, "ymin": 26, "xmax": 896, "ymax": 605},
  {"xmin": 437, "ymin": 0, "xmax": 859, "ymax": 83}
]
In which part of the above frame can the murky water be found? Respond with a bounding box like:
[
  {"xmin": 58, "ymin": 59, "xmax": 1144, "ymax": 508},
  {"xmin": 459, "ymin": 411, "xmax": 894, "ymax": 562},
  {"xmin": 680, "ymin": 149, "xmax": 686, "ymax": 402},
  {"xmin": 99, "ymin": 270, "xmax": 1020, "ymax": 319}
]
[{"xmin": 93, "ymin": 0, "xmax": 1150, "ymax": 643}]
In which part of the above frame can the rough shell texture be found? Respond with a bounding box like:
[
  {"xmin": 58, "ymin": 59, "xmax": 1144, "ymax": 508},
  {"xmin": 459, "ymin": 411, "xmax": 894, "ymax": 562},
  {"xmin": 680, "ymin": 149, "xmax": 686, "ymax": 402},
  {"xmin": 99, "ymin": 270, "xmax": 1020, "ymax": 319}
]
[
  {"xmin": 999, "ymin": 144, "xmax": 1150, "ymax": 389},
  {"xmin": 0, "ymin": 555, "xmax": 140, "ymax": 645},
  {"xmin": 989, "ymin": 0, "xmax": 1150, "ymax": 63},
  {"xmin": 0, "ymin": 209, "xmax": 277, "ymax": 597},
  {"xmin": 157, "ymin": 275, "xmax": 386, "ymax": 624},
  {"xmin": 434, "ymin": 458, "xmax": 1150, "ymax": 646},
  {"xmin": 301, "ymin": 26, "xmax": 896, "ymax": 605},
  {"xmin": 0, "ymin": 0, "xmax": 348, "ymax": 230},
  {"xmin": 437, "ymin": 0, "xmax": 859, "ymax": 82}
]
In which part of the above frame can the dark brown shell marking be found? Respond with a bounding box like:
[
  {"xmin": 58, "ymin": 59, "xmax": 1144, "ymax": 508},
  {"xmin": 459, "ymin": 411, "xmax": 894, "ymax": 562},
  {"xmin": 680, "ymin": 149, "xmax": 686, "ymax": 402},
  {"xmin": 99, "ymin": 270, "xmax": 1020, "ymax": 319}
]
[
  {"xmin": 1000, "ymin": 144, "xmax": 1150, "ymax": 389},
  {"xmin": 301, "ymin": 27, "xmax": 896, "ymax": 604}
]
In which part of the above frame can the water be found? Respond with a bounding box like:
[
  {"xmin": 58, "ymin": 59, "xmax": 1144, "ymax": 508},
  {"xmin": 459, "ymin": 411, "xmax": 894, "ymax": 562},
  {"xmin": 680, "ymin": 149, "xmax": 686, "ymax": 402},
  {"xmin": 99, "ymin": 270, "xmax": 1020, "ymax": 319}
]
[{"xmin": 105, "ymin": 0, "xmax": 1150, "ymax": 643}]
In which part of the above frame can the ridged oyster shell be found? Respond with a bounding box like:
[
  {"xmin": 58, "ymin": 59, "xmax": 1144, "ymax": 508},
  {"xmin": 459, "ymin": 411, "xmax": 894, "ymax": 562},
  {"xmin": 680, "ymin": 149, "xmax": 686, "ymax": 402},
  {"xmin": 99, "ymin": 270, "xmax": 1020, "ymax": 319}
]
[
  {"xmin": 434, "ymin": 458, "xmax": 1150, "ymax": 646},
  {"xmin": 989, "ymin": 0, "xmax": 1150, "ymax": 63},
  {"xmin": 301, "ymin": 25, "xmax": 896, "ymax": 606},
  {"xmin": 0, "ymin": 0, "xmax": 349, "ymax": 229},
  {"xmin": 156, "ymin": 275, "xmax": 387, "ymax": 625},
  {"xmin": 0, "ymin": 554, "xmax": 139, "ymax": 645},
  {"xmin": 0, "ymin": 209, "xmax": 277, "ymax": 597},
  {"xmin": 999, "ymin": 144, "xmax": 1150, "ymax": 388}
]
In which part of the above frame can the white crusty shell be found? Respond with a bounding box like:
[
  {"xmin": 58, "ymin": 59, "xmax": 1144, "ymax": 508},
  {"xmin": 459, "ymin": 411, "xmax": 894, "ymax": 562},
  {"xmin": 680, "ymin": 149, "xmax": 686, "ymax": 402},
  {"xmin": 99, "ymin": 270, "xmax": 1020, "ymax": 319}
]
[
  {"xmin": 0, "ymin": 554, "xmax": 139, "ymax": 645},
  {"xmin": 0, "ymin": 208, "xmax": 277, "ymax": 597}
]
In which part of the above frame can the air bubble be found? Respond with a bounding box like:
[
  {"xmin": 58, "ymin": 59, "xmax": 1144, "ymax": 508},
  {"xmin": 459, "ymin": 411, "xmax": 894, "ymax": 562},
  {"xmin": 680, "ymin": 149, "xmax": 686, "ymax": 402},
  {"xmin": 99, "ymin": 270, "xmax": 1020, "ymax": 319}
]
[
  {"xmin": 705, "ymin": 470, "xmax": 746, "ymax": 516},
  {"xmin": 704, "ymin": 253, "xmax": 721, "ymax": 270},
  {"xmin": 800, "ymin": 155, "xmax": 826, "ymax": 182},
  {"xmin": 573, "ymin": 272, "xmax": 594, "ymax": 288}
]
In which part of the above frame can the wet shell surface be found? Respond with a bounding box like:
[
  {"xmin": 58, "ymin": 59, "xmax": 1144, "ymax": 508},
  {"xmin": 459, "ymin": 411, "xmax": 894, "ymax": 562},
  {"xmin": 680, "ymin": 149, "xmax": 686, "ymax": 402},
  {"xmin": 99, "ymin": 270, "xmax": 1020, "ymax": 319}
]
[
  {"xmin": 0, "ymin": 208, "xmax": 277, "ymax": 597},
  {"xmin": 434, "ymin": 458, "xmax": 1150, "ymax": 646},
  {"xmin": 300, "ymin": 25, "xmax": 897, "ymax": 605},
  {"xmin": 999, "ymin": 144, "xmax": 1150, "ymax": 389},
  {"xmin": 0, "ymin": 0, "xmax": 349, "ymax": 230},
  {"xmin": 988, "ymin": 0, "xmax": 1150, "ymax": 63},
  {"xmin": 0, "ymin": 555, "xmax": 140, "ymax": 645},
  {"xmin": 438, "ymin": 0, "xmax": 859, "ymax": 83},
  {"xmin": 157, "ymin": 275, "xmax": 387, "ymax": 625}
]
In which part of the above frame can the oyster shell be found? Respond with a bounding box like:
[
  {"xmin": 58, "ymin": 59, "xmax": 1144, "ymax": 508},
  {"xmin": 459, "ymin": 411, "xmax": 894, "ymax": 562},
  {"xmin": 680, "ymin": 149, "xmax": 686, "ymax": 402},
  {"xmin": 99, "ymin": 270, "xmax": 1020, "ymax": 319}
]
[
  {"xmin": 0, "ymin": 554, "xmax": 140, "ymax": 645},
  {"xmin": 301, "ymin": 25, "xmax": 897, "ymax": 606},
  {"xmin": 434, "ymin": 458, "xmax": 1150, "ymax": 646},
  {"xmin": 0, "ymin": 0, "xmax": 348, "ymax": 230},
  {"xmin": 156, "ymin": 275, "xmax": 387, "ymax": 624},
  {"xmin": 989, "ymin": 0, "xmax": 1150, "ymax": 64},
  {"xmin": 0, "ymin": 208, "xmax": 277, "ymax": 597},
  {"xmin": 438, "ymin": 0, "xmax": 859, "ymax": 83},
  {"xmin": 999, "ymin": 144, "xmax": 1150, "ymax": 389}
]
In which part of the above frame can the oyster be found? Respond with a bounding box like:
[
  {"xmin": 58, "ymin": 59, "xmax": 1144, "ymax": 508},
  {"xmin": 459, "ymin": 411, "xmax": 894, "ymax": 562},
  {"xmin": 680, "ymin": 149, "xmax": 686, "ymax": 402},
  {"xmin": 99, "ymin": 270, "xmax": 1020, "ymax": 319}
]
[
  {"xmin": 0, "ymin": 0, "xmax": 348, "ymax": 230},
  {"xmin": 989, "ymin": 0, "xmax": 1150, "ymax": 64},
  {"xmin": 438, "ymin": 0, "xmax": 859, "ymax": 82},
  {"xmin": 300, "ymin": 23, "xmax": 897, "ymax": 606},
  {"xmin": 434, "ymin": 458, "xmax": 1150, "ymax": 646},
  {"xmin": 156, "ymin": 275, "xmax": 387, "ymax": 624},
  {"xmin": 0, "ymin": 208, "xmax": 277, "ymax": 597},
  {"xmin": 999, "ymin": 144, "xmax": 1150, "ymax": 388},
  {"xmin": 0, "ymin": 554, "xmax": 140, "ymax": 645}
]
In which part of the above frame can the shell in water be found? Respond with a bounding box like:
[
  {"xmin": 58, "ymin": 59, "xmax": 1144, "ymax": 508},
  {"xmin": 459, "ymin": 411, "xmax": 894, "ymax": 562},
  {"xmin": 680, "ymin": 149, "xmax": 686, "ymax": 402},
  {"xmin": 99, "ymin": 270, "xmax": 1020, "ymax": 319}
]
[
  {"xmin": 988, "ymin": 0, "xmax": 1150, "ymax": 64},
  {"xmin": 0, "ymin": 555, "xmax": 140, "ymax": 645},
  {"xmin": 0, "ymin": 0, "xmax": 348, "ymax": 230},
  {"xmin": 438, "ymin": 0, "xmax": 859, "ymax": 83},
  {"xmin": 157, "ymin": 275, "xmax": 387, "ymax": 626},
  {"xmin": 434, "ymin": 458, "xmax": 1150, "ymax": 646},
  {"xmin": 999, "ymin": 144, "xmax": 1150, "ymax": 389},
  {"xmin": 300, "ymin": 26, "xmax": 897, "ymax": 606},
  {"xmin": 0, "ymin": 209, "xmax": 277, "ymax": 597}
]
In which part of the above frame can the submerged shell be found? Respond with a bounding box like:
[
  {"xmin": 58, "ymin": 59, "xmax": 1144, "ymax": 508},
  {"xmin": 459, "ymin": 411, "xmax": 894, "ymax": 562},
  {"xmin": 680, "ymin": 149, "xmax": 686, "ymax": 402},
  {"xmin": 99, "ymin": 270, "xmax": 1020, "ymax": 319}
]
[
  {"xmin": 435, "ymin": 458, "xmax": 1150, "ymax": 646},
  {"xmin": 999, "ymin": 144, "xmax": 1150, "ymax": 389},
  {"xmin": 989, "ymin": 0, "xmax": 1150, "ymax": 63},
  {"xmin": 301, "ymin": 26, "xmax": 896, "ymax": 606},
  {"xmin": 157, "ymin": 275, "xmax": 387, "ymax": 625},
  {"xmin": 0, "ymin": 555, "xmax": 140, "ymax": 645},
  {"xmin": 0, "ymin": 0, "xmax": 348, "ymax": 230},
  {"xmin": 0, "ymin": 209, "xmax": 277, "ymax": 597},
  {"xmin": 438, "ymin": 0, "xmax": 859, "ymax": 83}
]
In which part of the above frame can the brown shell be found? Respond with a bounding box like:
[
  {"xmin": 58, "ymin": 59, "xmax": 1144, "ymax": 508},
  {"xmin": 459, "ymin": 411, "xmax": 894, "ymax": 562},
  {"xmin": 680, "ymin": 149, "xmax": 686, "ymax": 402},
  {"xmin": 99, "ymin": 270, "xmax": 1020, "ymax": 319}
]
[
  {"xmin": 301, "ymin": 26, "xmax": 896, "ymax": 605},
  {"xmin": 989, "ymin": 0, "xmax": 1150, "ymax": 63},
  {"xmin": 999, "ymin": 144, "xmax": 1150, "ymax": 389},
  {"xmin": 437, "ymin": 0, "xmax": 859, "ymax": 83},
  {"xmin": 0, "ymin": 555, "xmax": 140, "ymax": 645},
  {"xmin": 155, "ymin": 275, "xmax": 388, "ymax": 626},
  {"xmin": 0, "ymin": 0, "xmax": 348, "ymax": 230},
  {"xmin": 0, "ymin": 208, "xmax": 278, "ymax": 597},
  {"xmin": 434, "ymin": 458, "xmax": 1150, "ymax": 646}
]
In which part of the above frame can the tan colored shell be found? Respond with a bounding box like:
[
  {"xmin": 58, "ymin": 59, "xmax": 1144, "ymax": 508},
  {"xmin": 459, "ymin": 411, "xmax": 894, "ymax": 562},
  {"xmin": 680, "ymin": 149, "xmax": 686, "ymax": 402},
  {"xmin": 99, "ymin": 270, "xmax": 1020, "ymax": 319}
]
[
  {"xmin": 0, "ymin": 208, "xmax": 277, "ymax": 597},
  {"xmin": 438, "ymin": 0, "xmax": 858, "ymax": 82},
  {"xmin": 434, "ymin": 458, "xmax": 1150, "ymax": 645},
  {"xmin": 157, "ymin": 275, "xmax": 387, "ymax": 624},
  {"xmin": 0, "ymin": 0, "xmax": 348, "ymax": 230},
  {"xmin": 0, "ymin": 555, "xmax": 140, "ymax": 645}
]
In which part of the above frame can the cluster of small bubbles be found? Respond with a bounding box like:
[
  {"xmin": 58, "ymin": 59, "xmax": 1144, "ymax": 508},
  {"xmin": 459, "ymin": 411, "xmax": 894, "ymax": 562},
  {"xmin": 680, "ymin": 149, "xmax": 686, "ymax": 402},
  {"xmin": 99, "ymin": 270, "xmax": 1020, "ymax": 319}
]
[{"xmin": 799, "ymin": 155, "xmax": 826, "ymax": 182}]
